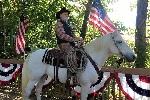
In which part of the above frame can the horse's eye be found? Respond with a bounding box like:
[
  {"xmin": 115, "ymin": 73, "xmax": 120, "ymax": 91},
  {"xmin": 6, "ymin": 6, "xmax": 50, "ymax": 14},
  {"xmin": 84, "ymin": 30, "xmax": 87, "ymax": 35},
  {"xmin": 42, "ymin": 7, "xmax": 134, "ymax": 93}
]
[{"xmin": 117, "ymin": 41, "xmax": 122, "ymax": 44}]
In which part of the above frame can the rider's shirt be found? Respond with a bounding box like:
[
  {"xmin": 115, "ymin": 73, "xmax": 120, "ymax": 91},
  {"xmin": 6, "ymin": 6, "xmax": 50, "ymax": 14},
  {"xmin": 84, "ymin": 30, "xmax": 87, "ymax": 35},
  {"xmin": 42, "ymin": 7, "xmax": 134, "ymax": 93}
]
[{"xmin": 55, "ymin": 19, "xmax": 75, "ymax": 44}]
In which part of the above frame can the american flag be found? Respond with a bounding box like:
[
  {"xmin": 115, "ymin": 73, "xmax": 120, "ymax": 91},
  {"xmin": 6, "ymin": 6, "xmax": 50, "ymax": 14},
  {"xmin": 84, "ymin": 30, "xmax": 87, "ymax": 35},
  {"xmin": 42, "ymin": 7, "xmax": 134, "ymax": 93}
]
[
  {"xmin": 15, "ymin": 16, "xmax": 29, "ymax": 54},
  {"xmin": 89, "ymin": 0, "xmax": 116, "ymax": 35}
]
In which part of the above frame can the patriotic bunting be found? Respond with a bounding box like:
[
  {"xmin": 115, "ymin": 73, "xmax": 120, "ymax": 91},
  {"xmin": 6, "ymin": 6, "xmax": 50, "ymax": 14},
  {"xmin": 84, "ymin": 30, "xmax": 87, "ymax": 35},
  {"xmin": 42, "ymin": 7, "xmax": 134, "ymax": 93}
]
[
  {"xmin": 0, "ymin": 62, "xmax": 150, "ymax": 99},
  {"xmin": 115, "ymin": 73, "xmax": 150, "ymax": 100},
  {"xmin": 0, "ymin": 63, "xmax": 22, "ymax": 85}
]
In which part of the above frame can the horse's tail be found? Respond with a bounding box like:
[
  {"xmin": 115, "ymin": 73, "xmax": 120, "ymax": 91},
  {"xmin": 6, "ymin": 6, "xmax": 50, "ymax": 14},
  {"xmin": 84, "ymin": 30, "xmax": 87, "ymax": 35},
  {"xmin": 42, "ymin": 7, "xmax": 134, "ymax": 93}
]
[{"xmin": 22, "ymin": 58, "xmax": 30, "ymax": 98}]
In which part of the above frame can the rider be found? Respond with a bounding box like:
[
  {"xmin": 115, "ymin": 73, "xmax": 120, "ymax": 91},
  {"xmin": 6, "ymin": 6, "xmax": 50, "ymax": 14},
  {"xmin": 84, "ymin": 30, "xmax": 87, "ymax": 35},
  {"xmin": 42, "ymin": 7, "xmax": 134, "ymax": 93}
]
[{"xmin": 55, "ymin": 7, "xmax": 83, "ymax": 77}]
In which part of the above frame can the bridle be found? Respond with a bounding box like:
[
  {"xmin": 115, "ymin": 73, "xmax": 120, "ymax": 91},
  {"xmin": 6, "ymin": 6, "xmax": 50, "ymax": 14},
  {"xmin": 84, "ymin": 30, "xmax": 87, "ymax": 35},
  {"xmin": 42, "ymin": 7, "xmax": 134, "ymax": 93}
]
[
  {"xmin": 110, "ymin": 32, "xmax": 125, "ymax": 65},
  {"xmin": 110, "ymin": 32, "xmax": 124, "ymax": 57}
]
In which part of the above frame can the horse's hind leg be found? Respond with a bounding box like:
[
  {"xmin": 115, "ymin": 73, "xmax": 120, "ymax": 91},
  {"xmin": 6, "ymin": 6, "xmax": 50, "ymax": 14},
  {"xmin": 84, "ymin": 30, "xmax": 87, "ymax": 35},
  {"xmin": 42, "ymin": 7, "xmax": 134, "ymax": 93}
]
[
  {"xmin": 36, "ymin": 74, "xmax": 48, "ymax": 100},
  {"xmin": 24, "ymin": 80, "xmax": 37, "ymax": 100}
]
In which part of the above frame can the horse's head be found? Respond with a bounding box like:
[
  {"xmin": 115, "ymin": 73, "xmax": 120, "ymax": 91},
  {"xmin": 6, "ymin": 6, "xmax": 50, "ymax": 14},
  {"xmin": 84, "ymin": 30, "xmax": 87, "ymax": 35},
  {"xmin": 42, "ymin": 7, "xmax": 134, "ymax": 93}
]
[{"xmin": 107, "ymin": 31, "xmax": 136, "ymax": 62}]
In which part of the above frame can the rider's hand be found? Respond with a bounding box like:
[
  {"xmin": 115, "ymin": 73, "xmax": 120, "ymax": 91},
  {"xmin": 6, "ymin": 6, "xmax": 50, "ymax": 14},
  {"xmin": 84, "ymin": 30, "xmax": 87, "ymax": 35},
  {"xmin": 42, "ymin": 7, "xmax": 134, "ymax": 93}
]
[
  {"xmin": 79, "ymin": 37, "xmax": 84, "ymax": 43},
  {"xmin": 73, "ymin": 37, "xmax": 84, "ymax": 48},
  {"xmin": 74, "ymin": 37, "xmax": 83, "ymax": 42}
]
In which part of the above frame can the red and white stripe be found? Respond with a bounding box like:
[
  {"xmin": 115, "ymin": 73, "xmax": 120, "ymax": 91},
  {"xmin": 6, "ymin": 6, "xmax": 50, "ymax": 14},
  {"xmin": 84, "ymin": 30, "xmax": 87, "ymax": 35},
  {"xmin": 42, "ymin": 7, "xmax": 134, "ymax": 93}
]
[
  {"xmin": 89, "ymin": 7, "xmax": 116, "ymax": 35},
  {"xmin": 115, "ymin": 73, "xmax": 150, "ymax": 100},
  {"xmin": 15, "ymin": 18, "xmax": 29, "ymax": 54},
  {"xmin": 0, "ymin": 63, "xmax": 22, "ymax": 85}
]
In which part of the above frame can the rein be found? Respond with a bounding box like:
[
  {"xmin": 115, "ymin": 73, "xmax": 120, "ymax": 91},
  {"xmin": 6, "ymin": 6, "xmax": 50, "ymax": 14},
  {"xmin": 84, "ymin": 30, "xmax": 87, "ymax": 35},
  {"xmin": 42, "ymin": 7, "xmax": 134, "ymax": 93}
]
[
  {"xmin": 80, "ymin": 32, "xmax": 124, "ymax": 70},
  {"xmin": 80, "ymin": 47, "xmax": 103, "ymax": 87},
  {"xmin": 80, "ymin": 47, "xmax": 100, "ymax": 74}
]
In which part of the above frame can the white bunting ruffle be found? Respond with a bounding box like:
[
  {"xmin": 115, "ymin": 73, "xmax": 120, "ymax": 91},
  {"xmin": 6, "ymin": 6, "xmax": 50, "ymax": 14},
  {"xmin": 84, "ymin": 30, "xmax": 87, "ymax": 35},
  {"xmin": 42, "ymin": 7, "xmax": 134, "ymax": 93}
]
[
  {"xmin": 115, "ymin": 73, "xmax": 150, "ymax": 100},
  {"xmin": 0, "ymin": 63, "xmax": 22, "ymax": 85}
]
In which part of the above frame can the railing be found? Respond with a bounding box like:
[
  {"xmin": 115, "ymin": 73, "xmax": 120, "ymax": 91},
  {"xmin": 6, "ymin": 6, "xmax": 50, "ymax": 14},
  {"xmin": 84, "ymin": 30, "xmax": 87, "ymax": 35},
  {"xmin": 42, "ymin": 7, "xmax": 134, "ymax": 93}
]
[
  {"xmin": 0, "ymin": 59, "xmax": 150, "ymax": 76},
  {"xmin": 0, "ymin": 59, "xmax": 150, "ymax": 100}
]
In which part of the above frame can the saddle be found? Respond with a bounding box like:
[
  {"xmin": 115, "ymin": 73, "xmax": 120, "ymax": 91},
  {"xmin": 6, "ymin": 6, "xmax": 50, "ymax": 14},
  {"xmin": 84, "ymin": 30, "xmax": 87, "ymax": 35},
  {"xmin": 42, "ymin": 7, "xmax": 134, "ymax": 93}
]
[
  {"xmin": 42, "ymin": 48, "xmax": 87, "ymax": 85},
  {"xmin": 42, "ymin": 48, "xmax": 66, "ymax": 67},
  {"xmin": 42, "ymin": 48, "xmax": 87, "ymax": 71}
]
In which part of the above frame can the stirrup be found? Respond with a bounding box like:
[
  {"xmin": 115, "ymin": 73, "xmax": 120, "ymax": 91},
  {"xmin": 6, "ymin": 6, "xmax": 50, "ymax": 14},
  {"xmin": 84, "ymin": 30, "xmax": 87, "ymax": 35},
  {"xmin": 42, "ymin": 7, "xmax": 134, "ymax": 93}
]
[{"xmin": 70, "ymin": 76, "xmax": 79, "ymax": 86}]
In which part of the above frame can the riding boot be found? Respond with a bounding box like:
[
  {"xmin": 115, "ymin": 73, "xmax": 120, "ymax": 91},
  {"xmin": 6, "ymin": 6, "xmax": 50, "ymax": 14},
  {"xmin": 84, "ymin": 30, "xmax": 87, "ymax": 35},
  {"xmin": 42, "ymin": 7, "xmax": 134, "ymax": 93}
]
[
  {"xmin": 65, "ymin": 70, "xmax": 71, "ymax": 87},
  {"xmin": 71, "ymin": 73, "xmax": 78, "ymax": 86}
]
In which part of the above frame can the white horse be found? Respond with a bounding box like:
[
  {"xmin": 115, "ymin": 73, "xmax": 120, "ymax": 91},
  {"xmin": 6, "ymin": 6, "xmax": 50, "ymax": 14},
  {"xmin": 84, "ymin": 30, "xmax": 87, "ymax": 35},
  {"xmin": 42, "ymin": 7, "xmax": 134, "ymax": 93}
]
[{"xmin": 22, "ymin": 31, "xmax": 135, "ymax": 100}]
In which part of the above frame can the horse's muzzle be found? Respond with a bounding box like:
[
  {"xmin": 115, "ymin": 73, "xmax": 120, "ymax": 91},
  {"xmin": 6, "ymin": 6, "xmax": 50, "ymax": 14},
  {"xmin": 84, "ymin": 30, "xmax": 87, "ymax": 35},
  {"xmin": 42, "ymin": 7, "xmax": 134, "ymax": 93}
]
[{"xmin": 124, "ymin": 53, "xmax": 136, "ymax": 62}]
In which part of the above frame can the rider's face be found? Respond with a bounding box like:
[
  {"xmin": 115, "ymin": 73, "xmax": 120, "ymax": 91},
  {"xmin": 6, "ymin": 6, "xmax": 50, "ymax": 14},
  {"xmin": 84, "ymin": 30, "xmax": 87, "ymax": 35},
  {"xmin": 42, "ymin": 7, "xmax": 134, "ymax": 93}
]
[{"xmin": 60, "ymin": 12, "xmax": 69, "ymax": 21}]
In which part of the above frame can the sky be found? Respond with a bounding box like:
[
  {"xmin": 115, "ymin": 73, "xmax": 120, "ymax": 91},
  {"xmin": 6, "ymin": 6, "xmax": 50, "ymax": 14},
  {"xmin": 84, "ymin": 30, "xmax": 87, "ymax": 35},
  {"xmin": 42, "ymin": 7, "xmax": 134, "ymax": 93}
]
[{"xmin": 107, "ymin": 0, "xmax": 137, "ymax": 28}]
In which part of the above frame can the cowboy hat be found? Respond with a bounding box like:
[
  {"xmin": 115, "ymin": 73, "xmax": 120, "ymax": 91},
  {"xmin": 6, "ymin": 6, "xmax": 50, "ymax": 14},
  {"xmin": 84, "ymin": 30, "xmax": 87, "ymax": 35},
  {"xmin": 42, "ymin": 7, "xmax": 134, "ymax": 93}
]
[{"xmin": 56, "ymin": 7, "xmax": 70, "ymax": 19}]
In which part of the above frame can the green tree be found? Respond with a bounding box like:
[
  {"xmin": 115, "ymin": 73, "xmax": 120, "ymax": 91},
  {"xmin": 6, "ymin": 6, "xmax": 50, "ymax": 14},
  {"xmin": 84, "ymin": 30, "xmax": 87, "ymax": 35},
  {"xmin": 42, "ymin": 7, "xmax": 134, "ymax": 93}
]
[
  {"xmin": 0, "ymin": 1, "xmax": 4, "ymax": 51},
  {"xmin": 135, "ymin": 0, "xmax": 148, "ymax": 67}
]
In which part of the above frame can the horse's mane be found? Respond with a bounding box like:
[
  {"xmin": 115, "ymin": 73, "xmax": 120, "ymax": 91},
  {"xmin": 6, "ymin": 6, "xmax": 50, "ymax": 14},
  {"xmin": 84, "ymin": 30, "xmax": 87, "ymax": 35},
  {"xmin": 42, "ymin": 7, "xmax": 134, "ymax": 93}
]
[{"xmin": 85, "ymin": 34, "xmax": 110, "ymax": 53}]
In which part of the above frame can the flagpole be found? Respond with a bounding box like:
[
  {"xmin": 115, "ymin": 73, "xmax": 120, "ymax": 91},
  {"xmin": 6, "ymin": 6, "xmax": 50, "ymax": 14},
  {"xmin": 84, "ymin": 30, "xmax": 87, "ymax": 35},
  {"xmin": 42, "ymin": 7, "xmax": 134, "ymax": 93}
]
[{"xmin": 80, "ymin": 0, "xmax": 93, "ymax": 39}]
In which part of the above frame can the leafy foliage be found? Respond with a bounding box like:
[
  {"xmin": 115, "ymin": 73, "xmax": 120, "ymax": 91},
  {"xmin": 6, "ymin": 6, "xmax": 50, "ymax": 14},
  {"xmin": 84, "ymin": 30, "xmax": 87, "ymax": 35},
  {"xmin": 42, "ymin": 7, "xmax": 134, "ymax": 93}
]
[
  {"xmin": 0, "ymin": 0, "xmax": 150, "ymax": 99},
  {"xmin": 0, "ymin": 0, "xmax": 149, "ymax": 67}
]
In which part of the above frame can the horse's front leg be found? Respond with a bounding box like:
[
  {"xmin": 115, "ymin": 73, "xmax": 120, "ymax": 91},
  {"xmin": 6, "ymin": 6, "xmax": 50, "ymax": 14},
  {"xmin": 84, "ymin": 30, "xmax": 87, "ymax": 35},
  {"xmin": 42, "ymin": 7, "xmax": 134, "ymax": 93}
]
[
  {"xmin": 80, "ymin": 83, "xmax": 91, "ymax": 100},
  {"xmin": 36, "ymin": 74, "xmax": 48, "ymax": 100}
]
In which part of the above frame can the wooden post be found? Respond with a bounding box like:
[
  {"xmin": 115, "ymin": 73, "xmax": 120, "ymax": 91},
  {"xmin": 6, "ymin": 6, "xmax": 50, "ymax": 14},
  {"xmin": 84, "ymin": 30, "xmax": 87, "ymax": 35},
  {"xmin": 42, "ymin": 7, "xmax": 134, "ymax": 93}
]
[{"xmin": 135, "ymin": 0, "xmax": 148, "ymax": 67}]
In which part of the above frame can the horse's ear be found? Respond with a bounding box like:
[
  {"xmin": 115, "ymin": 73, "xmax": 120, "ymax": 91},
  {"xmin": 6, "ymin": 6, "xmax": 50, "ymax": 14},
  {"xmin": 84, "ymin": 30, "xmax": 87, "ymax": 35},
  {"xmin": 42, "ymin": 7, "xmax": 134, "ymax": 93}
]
[
  {"xmin": 120, "ymin": 32, "xmax": 124, "ymax": 35},
  {"xmin": 114, "ymin": 30, "xmax": 123, "ymax": 34},
  {"xmin": 115, "ymin": 30, "xmax": 124, "ymax": 36}
]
